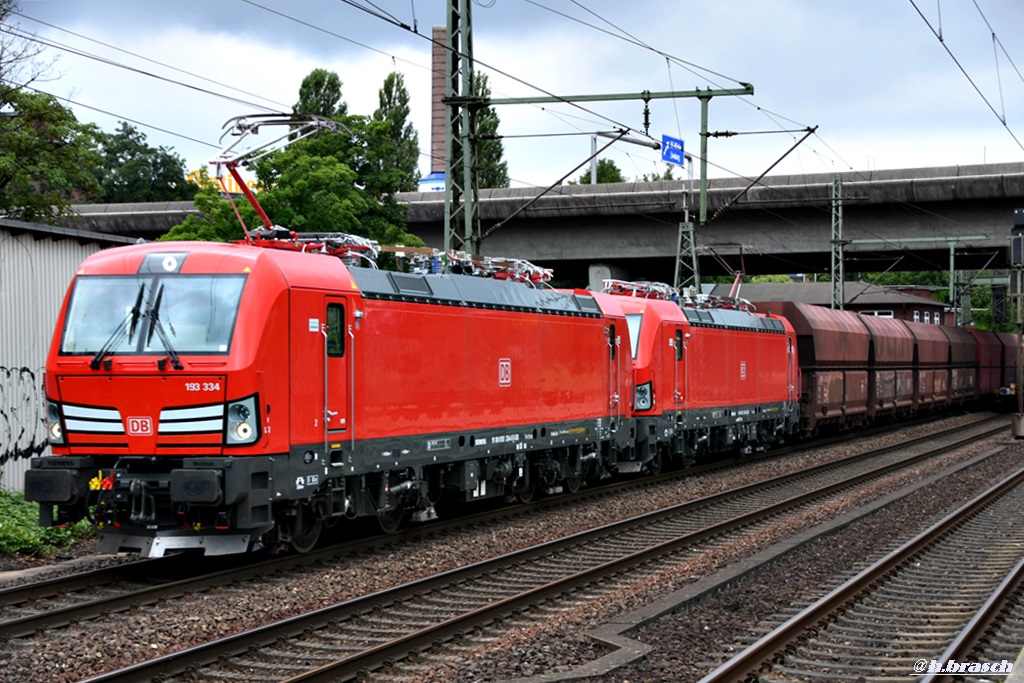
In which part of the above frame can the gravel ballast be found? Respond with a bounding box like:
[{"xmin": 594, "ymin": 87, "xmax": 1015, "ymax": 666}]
[{"xmin": 0, "ymin": 414, "xmax": 1012, "ymax": 682}]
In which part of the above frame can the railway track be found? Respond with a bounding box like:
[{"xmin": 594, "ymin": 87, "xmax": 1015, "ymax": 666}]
[
  {"xmin": 2, "ymin": 413, "xmax": 977, "ymax": 641},
  {"xmin": 919, "ymin": 556, "xmax": 1024, "ymax": 683},
  {"xmin": 699, "ymin": 453, "xmax": 1024, "ymax": 683},
  {"xmin": 67, "ymin": 416, "xmax": 1006, "ymax": 682}
]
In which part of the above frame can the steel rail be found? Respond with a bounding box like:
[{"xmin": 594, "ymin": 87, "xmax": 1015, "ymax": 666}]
[
  {"xmin": 4, "ymin": 414, "xmax": 986, "ymax": 639},
  {"xmin": 281, "ymin": 420, "xmax": 1013, "ymax": 683},
  {"xmin": 0, "ymin": 557, "xmax": 167, "ymax": 603},
  {"xmin": 697, "ymin": 463, "xmax": 1024, "ymax": 683},
  {"xmin": 76, "ymin": 418, "xmax": 1006, "ymax": 682},
  {"xmin": 918, "ymin": 555, "xmax": 1024, "ymax": 683}
]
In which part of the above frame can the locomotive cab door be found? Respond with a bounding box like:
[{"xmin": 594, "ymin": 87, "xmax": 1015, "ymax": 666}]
[
  {"xmin": 322, "ymin": 297, "xmax": 350, "ymax": 449},
  {"xmin": 290, "ymin": 292, "xmax": 350, "ymax": 460},
  {"xmin": 608, "ymin": 322, "xmax": 621, "ymax": 433},
  {"xmin": 673, "ymin": 327, "xmax": 685, "ymax": 417}
]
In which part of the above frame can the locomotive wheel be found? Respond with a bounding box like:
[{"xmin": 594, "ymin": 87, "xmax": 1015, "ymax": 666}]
[
  {"xmin": 289, "ymin": 506, "xmax": 323, "ymax": 554},
  {"xmin": 377, "ymin": 504, "xmax": 404, "ymax": 534},
  {"xmin": 518, "ymin": 479, "xmax": 538, "ymax": 504},
  {"xmin": 646, "ymin": 450, "xmax": 663, "ymax": 476},
  {"xmin": 564, "ymin": 469, "xmax": 582, "ymax": 494}
]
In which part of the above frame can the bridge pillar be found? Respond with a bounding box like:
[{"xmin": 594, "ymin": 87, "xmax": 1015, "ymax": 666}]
[{"xmin": 588, "ymin": 263, "xmax": 629, "ymax": 292}]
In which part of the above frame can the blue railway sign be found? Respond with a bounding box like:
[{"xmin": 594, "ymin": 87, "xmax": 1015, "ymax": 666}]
[{"xmin": 661, "ymin": 135, "xmax": 685, "ymax": 166}]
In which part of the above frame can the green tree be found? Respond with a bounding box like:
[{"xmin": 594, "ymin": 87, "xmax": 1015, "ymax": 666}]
[
  {"xmin": 0, "ymin": 1, "xmax": 101, "ymax": 222},
  {"xmin": 641, "ymin": 165, "xmax": 676, "ymax": 182},
  {"xmin": 165, "ymin": 69, "xmax": 424, "ymax": 253},
  {"xmin": 473, "ymin": 73, "xmax": 509, "ymax": 189},
  {"xmin": 573, "ymin": 158, "xmax": 626, "ymax": 184},
  {"xmin": 848, "ymin": 270, "xmax": 949, "ymax": 303},
  {"xmin": 93, "ymin": 121, "xmax": 196, "ymax": 203},
  {"xmin": 255, "ymin": 153, "xmax": 367, "ymax": 233},
  {"xmin": 0, "ymin": 0, "xmax": 51, "ymax": 93},
  {"xmin": 250, "ymin": 126, "xmax": 422, "ymax": 249},
  {"xmin": 294, "ymin": 68, "xmax": 346, "ymax": 118},
  {"xmin": 371, "ymin": 72, "xmax": 420, "ymax": 193},
  {"xmin": 0, "ymin": 89, "xmax": 101, "ymax": 222},
  {"xmin": 751, "ymin": 274, "xmax": 794, "ymax": 283},
  {"xmin": 160, "ymin": 168, "xmax": 248, "ymax": 242}
]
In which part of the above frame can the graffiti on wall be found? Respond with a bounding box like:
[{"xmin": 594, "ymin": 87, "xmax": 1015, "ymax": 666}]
[{"xmin": 0, "ymin": 366, "xmax": 47, "ymax": 466}]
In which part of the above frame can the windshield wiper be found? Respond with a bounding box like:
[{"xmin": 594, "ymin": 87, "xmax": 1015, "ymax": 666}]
[
  {"xmin": 145, "ymin": 285, "xmax": 183, "ymax": 370},
  {"xmin": 90, "ymin": 284, "xmax": 145, "ymax": 370}
]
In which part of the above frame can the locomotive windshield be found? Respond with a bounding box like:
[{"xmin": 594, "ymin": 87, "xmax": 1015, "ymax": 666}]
[
  {"xmin": 625, "ymin": 313, "xmax": 643, "ymax": 359},
  {"xmin": 60, "ymin": 274, "xmax": 247, "ymax": 356}
]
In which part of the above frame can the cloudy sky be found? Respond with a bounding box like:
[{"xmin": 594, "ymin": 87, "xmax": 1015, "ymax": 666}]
[{"xmin": 9, "ymin": 0, "xmax": 1024, "ymax": 188}]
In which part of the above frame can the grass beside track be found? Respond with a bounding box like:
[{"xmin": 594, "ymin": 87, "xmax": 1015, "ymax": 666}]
[{"xmin": 0, "ymin": 480, "xmax": 92, "ymax": 559}]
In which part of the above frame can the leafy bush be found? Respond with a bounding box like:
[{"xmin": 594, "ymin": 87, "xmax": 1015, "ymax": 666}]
[{"xmin": 0, "ymin": 482, "xmax": 93, "ymax": 557}]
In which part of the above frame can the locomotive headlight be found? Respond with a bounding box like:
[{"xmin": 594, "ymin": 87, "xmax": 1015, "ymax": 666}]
[
  {"xmin": 225, "ymin": 395, "xmax": 259, "ymax": 445},
  {"xmin": 47, "ymin": 402, "xmax": 65, "ymax": 445},
  {"xmin": 634, "ymin": 382, "xmax": 653, "ymax": 411}
]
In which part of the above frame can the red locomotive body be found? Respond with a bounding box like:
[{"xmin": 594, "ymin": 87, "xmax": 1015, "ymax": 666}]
[
  {"xmin": 610, "ymin": 285, "xmax": 799, "ymax": 467},
  {"xmin": 26, "ymin": 241, "xmax": 634, "ymax": 556}
]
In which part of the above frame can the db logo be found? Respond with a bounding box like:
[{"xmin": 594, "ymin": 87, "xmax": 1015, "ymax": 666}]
[
  {"xmin": 498, "ymin": 358, "xmax": 512, "ymax": 387},
  {"xmin": 126, "ymin": 417, "xmax": 153, "ymax": 436}
]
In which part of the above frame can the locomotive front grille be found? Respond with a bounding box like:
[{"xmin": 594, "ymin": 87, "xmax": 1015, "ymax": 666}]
[
  {"xmin": 63, "ymin": 404, "xmax": 123, "ymax": 434},
  {"xmin": 58, "ymin": 402, "xmax": 228, "ymax": 449},
  {"xmin": 159, "ymin": 404, "xmax": 224, "ymax": 434}
]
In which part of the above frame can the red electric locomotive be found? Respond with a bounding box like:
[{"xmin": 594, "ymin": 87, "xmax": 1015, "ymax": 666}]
[
  {"xmin": 25, "ymin": 237, "xmax": 636, "ymax": 557},
  {"xmin": 604, "ymin": 281, "xmax": 800, "ymax": 467}
]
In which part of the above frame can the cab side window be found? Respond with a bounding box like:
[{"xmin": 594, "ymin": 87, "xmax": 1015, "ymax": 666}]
[{"xmin": 326, "ymin": 303, "xmax": 345, "ymax": 357}]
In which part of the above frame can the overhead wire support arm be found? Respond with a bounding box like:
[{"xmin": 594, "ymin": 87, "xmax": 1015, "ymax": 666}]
[
  {"xmin": 443, "ymin": 0, "xmax": 755, "ymax": 257},
  {"xmin": 705, "ymin": 126, "xmax": 817, "ymax": 226},
  {"xmin": 486, "ymin": 85, "xmax": 754, "ymax": 107},
  {"xmin": 479, "ymin": 85, "xmax": 755, "ymax": 253}
]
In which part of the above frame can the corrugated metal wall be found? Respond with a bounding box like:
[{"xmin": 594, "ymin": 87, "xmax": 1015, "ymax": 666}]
[{"xmin": 0, "ymin": 228, "xmax": 109, "ymax": 492}]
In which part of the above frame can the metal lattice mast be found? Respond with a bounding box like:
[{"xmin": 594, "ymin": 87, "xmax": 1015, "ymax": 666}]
[
  {"xmin": 443, "ymin": 0, "xmax": 481, "ymax": 255},
  {"xmin": 674, "ymin": 156, "xmax": 699, "ymax": 292},
  {"xmin": 831, "ymin": 173, "xmax": 844, "ymax": 309},
  {"xmin": 675, "ymin": 216, "xmax": 699, "ymax": 293}
]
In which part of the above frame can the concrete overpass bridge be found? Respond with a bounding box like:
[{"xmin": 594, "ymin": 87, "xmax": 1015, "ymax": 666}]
[
  {"xmin": 68, "ymin": 162, "xmax": 1024, "ymax": 288},
  {"xmin": 401, "ymin": 162, "xmax": 1024, "ymax": 287}
]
